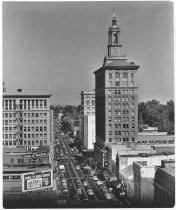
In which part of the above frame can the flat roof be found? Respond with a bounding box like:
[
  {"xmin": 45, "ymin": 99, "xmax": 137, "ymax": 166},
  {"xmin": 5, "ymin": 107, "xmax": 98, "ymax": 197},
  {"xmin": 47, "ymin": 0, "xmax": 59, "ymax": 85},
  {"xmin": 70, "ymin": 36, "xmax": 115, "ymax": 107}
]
[
  {"xmin": 161, "ymin": 167, "xmax": 175, "ymax": 177},
  {"xmin": 3, "ymin": 91, "xmax": 51, "ymax": 98}
]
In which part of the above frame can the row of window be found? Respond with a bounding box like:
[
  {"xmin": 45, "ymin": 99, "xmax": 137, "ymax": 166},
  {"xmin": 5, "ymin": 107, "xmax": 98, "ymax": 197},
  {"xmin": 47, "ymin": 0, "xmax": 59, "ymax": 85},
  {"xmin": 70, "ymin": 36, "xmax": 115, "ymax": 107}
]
[
  {"xmin": 3, "ymin": 112, "xmax": 48, "ymax": 118},
  {"xmin": 3, "ymin": 133, "xmax": 48, "ymax": 139},
  {"xmin": 108, "ymin": 137, "xmax": 135, "ymax": 142},
  {"xmin": 109, "ymin": 81, "xmax": 135, "ymax": 87},
  {"xmin": 109, "ymin": 116, "xmax": 135, "ymax": 123},
  {"xmin": 23, "ymin": 126, "xmax": 47, "ymax": 132},
  {"xmin": 109, "ymin": 124, "xmax": 135, "ymax": 129},
  {"xmin": 107, "ymin": 89, "xmax": 136, "ymax": 95},
  {"xmin": 108, "ymin": 96, "xmax": 135, "ymax": 102},
  {"xmin": 109, "ymin": 103, "xmax": 135, "ymax": 109},
  {"xmin": 3, "ymin": 119, "xmax": 48, "ymax": 125},
  {"xmin": 3, "ymin": 99, "xmax": 48, "ymax": 111},
  {"xmin": 3, "ymin": 139, "xmax": 48, "ymax": 146},
  {"xmin": 109, "ymin": 72, "xmax": 134, "ymax": 79},
  {"xmin": 85, "ymin": 100, "xmax": 95, "ymax": 106},
  {"xmin": 109, "ymin": 110, "xmax": 135, "ymax": 116},
  {"xmin": 109, "ymin": 131, "xmax": 135, "ymax": 136},
  {"xmin": 85, "ymin": 112, "xmax": 95, "ymax": 115}
]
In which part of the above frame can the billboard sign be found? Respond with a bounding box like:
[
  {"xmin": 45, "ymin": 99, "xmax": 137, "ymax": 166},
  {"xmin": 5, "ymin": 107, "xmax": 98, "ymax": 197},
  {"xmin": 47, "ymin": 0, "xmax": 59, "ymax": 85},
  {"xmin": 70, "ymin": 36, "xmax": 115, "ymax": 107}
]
[{"xmin": 22, "ymin": 170, "xmax": 53, "ymax": 192}]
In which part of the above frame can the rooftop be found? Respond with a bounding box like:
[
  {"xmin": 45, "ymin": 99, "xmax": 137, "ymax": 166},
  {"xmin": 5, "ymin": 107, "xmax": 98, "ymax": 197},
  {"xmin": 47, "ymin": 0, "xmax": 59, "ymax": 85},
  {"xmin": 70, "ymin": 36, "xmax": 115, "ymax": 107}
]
[
  {"xmin": 161, "ymin": 167, "xmax": 175, "ymax": 177},
  {"xmin": 3, "ymin": 91, "xmax": 51, "ymax": 98},
  {"xmin": 94, "ymin": 58, "xmax": 139, "ymax": 74}
]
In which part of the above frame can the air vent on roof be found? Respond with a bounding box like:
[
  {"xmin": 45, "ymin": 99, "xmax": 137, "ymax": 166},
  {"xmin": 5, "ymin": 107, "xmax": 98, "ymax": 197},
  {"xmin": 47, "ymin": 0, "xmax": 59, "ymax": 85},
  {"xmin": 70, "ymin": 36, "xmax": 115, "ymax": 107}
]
[
  {"xmin": 130, "ymin": 62, "xmax": 134, "ymax": 64},
  {"xmin": 17, "ymin": 89, "xmax": 22, "ymax": 92}
]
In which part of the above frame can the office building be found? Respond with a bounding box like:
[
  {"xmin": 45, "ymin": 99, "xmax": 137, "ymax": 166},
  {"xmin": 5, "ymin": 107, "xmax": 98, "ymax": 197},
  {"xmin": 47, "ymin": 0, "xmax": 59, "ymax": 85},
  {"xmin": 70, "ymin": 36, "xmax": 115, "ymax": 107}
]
[
  {"xmin": 154, "ymin": 160, "xmax": 175, "ymax": 207},
  {"xmin": 94, "ymin": 14, "xmax": 139, "ymax": 166},
  {"xmin": 3, "ymin": 89, "xmax": 52, "ymax": 149},
  {"xmin": 79, "ymin": 91, "xmax": 95, "ymax": 150}
]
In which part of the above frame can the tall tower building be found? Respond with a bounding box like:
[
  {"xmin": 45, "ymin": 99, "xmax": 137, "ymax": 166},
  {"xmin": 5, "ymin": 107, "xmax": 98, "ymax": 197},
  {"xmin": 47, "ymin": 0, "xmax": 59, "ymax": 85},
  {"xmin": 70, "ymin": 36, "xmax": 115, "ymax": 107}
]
[
  {"xmin": 79, "ymin": 91, "xmax": 95, "ymax": 151},
  {"xmin": 94, "ymin": 14, "xmax": 140, "ymax": 166}
]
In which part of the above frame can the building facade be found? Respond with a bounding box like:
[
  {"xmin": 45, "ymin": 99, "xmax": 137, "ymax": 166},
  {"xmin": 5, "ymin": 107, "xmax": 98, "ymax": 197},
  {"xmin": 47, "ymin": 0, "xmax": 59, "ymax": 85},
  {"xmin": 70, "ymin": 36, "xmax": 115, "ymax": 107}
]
[
  {"xmin": 154, "ymin": 160, "xmax": 175, "ymax": 207},
  {"xmin": 94, "ymin": 14, "xmax": 139, "ymax": 166},
  {"xmin": 3, "ymin": 89, "xmax": 52, "ymax": 149},
  {"xmin": 79, "ymin": 91, "xmax": 95, "ymax": 150},
  {"xmin": 133, "ymin": 161, "xmax": 155, "ymax": 206}
]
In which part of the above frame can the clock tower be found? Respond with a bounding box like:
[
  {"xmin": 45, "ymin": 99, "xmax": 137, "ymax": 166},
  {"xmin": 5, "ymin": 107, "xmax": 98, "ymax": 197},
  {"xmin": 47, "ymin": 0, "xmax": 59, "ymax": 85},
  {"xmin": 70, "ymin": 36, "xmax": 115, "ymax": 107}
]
[{"xmin": 104, "ymin": 13, "xmax": 126, "ymax": 64}]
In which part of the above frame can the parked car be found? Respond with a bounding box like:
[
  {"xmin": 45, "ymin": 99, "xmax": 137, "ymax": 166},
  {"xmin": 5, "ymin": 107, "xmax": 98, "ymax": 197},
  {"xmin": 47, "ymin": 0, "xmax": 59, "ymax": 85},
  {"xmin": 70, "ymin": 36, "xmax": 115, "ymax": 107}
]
[
  {"xmin": 83, "ymin": 181, "xmax": 88, "ymax": 187},
  {"xmin": 93, "ymin": 176, "xmax": 99, "ymax": 181},
  {"xmin": 87, "ymin": 189, "xmax": 94, "ymax": 196},
  {"xmin": 96, "ymin": 180, "xmax": 104, "ymax": 185}
]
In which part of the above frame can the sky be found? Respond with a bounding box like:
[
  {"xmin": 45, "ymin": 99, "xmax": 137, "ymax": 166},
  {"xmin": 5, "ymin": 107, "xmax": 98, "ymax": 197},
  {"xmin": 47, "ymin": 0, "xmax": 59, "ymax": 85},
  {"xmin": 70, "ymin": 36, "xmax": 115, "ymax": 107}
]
[{"xmin": 3, "ymin": 1, "xmax": 174, "ymax": 105}]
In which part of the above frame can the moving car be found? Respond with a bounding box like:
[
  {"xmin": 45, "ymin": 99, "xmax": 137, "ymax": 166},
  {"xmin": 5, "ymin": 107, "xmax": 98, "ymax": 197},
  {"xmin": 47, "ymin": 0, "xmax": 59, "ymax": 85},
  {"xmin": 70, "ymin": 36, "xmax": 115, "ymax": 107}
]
[
  {"xmin": 76, "ymin": 165, "xmax": 80, "ymax": 170},
  {"xmin": 83, "ymin": 181, "xmax": 88, "ymax": 187},
  {"xmin": 106, "ymin": 193, "xmax": 111, "ymax": 199}
]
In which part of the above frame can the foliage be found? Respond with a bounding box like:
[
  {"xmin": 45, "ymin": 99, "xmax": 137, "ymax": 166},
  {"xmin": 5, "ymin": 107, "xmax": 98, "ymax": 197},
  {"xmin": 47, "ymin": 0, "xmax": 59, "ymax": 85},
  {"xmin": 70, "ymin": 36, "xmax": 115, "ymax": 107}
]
[{"xmin": 138, "ymin": 100, "xmax": 174, "ymax": 132}]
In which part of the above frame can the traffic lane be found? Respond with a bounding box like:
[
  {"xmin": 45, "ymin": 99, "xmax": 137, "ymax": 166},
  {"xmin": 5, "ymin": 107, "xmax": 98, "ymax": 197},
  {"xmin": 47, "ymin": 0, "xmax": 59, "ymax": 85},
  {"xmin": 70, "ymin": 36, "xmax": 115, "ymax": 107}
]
[{"xmin": 88, "ymin": 177, "xmax": 105, "ymax": 200}]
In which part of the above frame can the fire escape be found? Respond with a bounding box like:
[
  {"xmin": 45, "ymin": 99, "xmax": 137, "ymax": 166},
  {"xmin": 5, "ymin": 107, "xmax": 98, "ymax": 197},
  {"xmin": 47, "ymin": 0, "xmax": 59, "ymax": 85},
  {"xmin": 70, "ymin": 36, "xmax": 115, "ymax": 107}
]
[{"xmin": 16, "ymin": 102, "xmax": 23, "ymax": 146}]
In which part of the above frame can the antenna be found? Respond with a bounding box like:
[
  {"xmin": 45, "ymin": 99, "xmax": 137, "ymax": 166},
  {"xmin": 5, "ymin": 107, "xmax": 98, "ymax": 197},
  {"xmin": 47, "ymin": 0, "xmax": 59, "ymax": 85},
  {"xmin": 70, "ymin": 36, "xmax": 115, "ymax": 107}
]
[{"xmin": 48, "ymin": 68, "xmax": 50, "ymax": 93}]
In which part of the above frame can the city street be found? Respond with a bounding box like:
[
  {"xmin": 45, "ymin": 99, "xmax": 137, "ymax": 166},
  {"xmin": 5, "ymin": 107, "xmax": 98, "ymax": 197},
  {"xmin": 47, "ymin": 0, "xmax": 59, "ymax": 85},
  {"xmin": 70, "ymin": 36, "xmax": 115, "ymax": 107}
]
[{"xmin": 53, "ymin": 119, "xmax": 127, "ymax": 207}]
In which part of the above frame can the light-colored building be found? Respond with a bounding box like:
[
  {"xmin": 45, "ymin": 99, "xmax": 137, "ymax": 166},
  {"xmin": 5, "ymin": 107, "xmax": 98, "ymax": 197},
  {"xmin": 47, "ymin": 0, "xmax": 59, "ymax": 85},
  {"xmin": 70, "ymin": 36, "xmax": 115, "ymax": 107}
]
[
  {"xmin": 154, "ymin": 160, "xmax": 175, "ymax": 207},
  {"xmin": 94, "ymin": 14, "xmax": 139, "ymax": 166},
  {"xmin": 79, "ymin": 91, "xmax": 95, "ymax": 150},
  {"xmin": 133, "ymin": 161, "xmax": 155, "ymax": 206},
  {"xmin": 3, "ymin": 89, "xmax": 52, "ymax": 149}
]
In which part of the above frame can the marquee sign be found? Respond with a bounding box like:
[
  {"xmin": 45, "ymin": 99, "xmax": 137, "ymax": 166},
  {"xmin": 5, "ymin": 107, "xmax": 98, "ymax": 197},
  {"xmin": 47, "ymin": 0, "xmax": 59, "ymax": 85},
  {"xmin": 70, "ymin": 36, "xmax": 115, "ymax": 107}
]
[{"xmin": 21, "ymin": 170, "xmax": 53, "ymax": 192}]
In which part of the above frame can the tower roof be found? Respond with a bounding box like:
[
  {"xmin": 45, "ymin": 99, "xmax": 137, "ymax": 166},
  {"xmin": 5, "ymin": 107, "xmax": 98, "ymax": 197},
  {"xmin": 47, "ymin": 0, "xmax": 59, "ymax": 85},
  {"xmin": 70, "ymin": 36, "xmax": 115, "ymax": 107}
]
[{"xmin": 94, "ymin": 59, "xmax": 140, "ymax": 74}]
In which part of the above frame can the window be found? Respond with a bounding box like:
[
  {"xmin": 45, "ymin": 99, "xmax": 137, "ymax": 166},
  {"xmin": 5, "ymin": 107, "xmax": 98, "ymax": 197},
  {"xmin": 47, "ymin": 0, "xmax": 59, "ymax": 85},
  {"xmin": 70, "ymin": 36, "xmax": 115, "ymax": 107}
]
[
  {"xmin": 28, "ymin": 113, "xmax": 30, "ymax": 117},
  {"xmin": 32, "ymin": 134, "xmax": 35, "ymax": 138},
  {"xmin": 131, "ymin": 73, "xmax": 134, "ymax": 80},
  {"xmin": 115, "ymin": 72, "xmax": 120, "ymax": 79},
  {"xmin": 115, "ymin": 124, "xmax": 121, "ymax": 129},
  {"xmin": 109, "ymin": 131, "xmax": 112, "ymax": 136},
  {"xmin": 109, "ymin": 81, "xmax": 112, "ymax": 86},
  {"xmin": 132, "ymin": 131, "xmax": 135, "ymax": 136},
  {"xmin": 109, "ymin": 117, "xmax": 112, "ymax": 122},
  {"xmin": 44, "ymin": 113, "xmax": 47, "ymax": 117},
  {"xmin": 40, "ymin": 113, "xmax": 43, "ymax": 118},
  {"xmin": 44, "ymin": 100, "xmax": 47, "ymax": 108},
  {"xmin": 32, "ymin": 120, "xmax": 34, "ymax": 124},
  {"xmin": 40, "ymin": 127, "xmax": 43, "ymax": 131},
  {"xmin": 131, "ymin": 81, "xmax": 134, "ymax": 87},
  {"xmin": 109, "ymin": 138, "xmax": 112, "ymax": 142},
  {"xmin": 125, "ymin": 96, "xmax": 128, "ymax": 101},
  {"xmin": 123, "ymin": 81, "xmax": 128, "ymax": 86},
  {"xmin": 32, "ymin": 140, "xmax": 35, "ymax": 145},
  {"xmin": 109, "ymin": 73, "xmax": 112, "ymax": 79},
  {"xmin": 115, "ymin": 90, "xmax": 117, "ymax": 95},
  {"xmin": 24, "ymin": 120, "xmax": 26, "ymax": 124},
  {"xmin": 115, "ymin": 81, "xmax": 120, "ymax": 86},
  {"xmin": 108, "ymin": 97, "xmax": 112, "ymax": 102},
  {"xmin": 115, "ymin": 117, "xmax": 117, "ymax": 123},
  {"xmin": 36, "ymin": 127, "xmax": 39, "ymax": 132},
  {"xmin": 123, "ymin": 72, "xmax": 127, "ymax": 79},
  {"xmin": 132, "ymin": 124, "xmax": 135, "ymax": 128},
  {"xmin": 118, "ymin": 111, "xmax": 121, "ymax": 116},
  {"xmin": 24, "ymin": 113, "xmax": 27, "ymax": 117},
  {"xmin": 117, "ymin": 97, "xmax": 121, "ymax": 101},
  {"xmin": 108, "ymin": 90, "xmax": 111, "ymax": 94},
  {"xmin": 28, "ymin": 127, "xmax": 30, "ymax": 132},
  {"xmin": 28, "ymin": 120, "xmax": 31, "ymax": 124},
  {"xmin": 44, "ymin": 120, "xmax": 47, "ymax": 124},
  {"xmin": 40, "ymin": 120, "xmax": 43, "ymax": 124},
  {"xmin": 118, "ymin": 117, "xmax": 121, "ymax": 122},
  {"xmin": 28, "ymin": 134, "xmax": 30, "ymax": 138},
  {"xmin": 109, "ymin": 124, "xmax": 112, "ymax": 129},
  {"xmin": 28, "ymin": 141, "xmax": 31, "ymax": 145},
  {"xmin": 44, "ymin": 133, "xmax": 47, "ymax": 138},
  {"xmin": 109, "ymin": 104, "xmax": 112, "ymax": 109},
  {"xmin": 44, "ymin": 127, "xmax": 47, "ymax": 131},
  {"xmin": 36, "ymin": 119, "xmax": 39, "ymax": 124},
  {"xmin": 36, "ymin": 113, "xmax": 39, "ymax": 117},
  {"xmin": 131, "ymin": 103, "xmax": 135, "ymax": 109},
  {"xmin": 109, "ymin": 111, "xmax": 112, "ymax": 116},
  {"xmin": 131, "ymin": 110, "xmax": 135, "ymax": 116},
  {"xmin": 132, "ymin": 117, "xmax": 135, "ymax": 122}
]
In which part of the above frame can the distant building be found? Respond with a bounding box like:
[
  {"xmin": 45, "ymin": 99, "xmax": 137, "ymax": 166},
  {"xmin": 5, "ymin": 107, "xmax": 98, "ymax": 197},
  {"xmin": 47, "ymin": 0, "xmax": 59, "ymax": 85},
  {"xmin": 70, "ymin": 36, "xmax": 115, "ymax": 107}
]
[
  {"xmin": 73, "ymin": 118, "xmax": 79, "ymax": 136},
  {"xmin": 79, "ymin": 91, "xmax": 95, "ymax": 150},
  {"xmin": 154, "ymin": 159, "xmax": 175, "ymax": 207},
  {"xmin": 3, "ymin": 89, "xmax": 52, "ymax": 149},
  {"xmin": 94, "ymin": 14, "xmax": 139, "ymax": 166}
]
